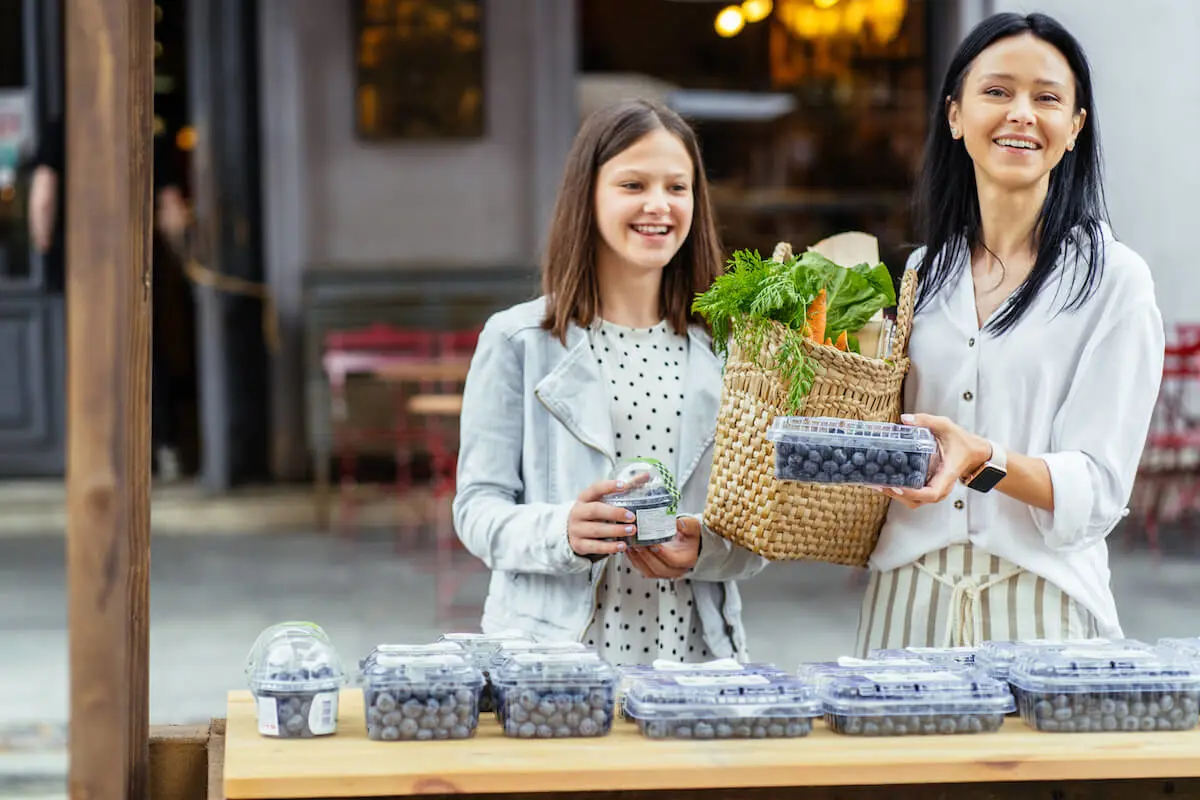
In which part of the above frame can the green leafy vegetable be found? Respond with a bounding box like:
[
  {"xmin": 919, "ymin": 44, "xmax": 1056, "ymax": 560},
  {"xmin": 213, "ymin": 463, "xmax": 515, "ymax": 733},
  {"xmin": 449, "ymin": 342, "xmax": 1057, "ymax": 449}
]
[{"xmin": 693, "ymin": 248, "xmax": 896, "ymax": 412}]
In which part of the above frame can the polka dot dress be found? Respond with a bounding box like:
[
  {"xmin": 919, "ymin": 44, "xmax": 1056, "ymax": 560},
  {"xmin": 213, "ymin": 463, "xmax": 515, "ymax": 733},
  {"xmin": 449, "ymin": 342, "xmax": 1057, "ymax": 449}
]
[{"xmin": 582, "ymin": 318, "xmax": 714, "ymax": 667}]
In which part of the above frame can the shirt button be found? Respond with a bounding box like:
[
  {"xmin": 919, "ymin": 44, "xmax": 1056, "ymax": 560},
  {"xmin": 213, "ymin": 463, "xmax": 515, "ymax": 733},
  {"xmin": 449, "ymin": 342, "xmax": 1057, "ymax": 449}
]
[
  {"xmin": 963, "ymin": 391, "xmax": 974, "ymax": 401},
  {"xmin": 954, "ymin": 500, "xmax": 964, "ymax": 510},
  {"xmin": 968, "ymin": 337, "xmax": 976, "ymax": 347}
]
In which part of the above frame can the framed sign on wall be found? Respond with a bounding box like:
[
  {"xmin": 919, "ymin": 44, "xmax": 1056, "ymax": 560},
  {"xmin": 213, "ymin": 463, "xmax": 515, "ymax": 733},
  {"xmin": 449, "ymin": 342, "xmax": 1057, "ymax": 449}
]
[{"xmin": 354, "ymin": 0, "xmax": 486, "ymax": 140}]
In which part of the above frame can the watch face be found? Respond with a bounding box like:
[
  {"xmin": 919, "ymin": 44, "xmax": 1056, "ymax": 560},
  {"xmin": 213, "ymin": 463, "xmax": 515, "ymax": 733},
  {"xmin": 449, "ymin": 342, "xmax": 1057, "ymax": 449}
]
[{"xmin": 968, "ymin": 465, "xmax": 1006, "ymax": 493}]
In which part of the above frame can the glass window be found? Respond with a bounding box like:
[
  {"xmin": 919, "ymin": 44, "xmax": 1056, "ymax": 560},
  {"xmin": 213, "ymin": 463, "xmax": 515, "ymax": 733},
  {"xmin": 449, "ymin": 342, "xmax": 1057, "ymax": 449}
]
[
  {"xmin": 0, "ymin": 0, "xmax": 31, "ymax": 283},
  {"xmin": 580, "ymin": 0, "xmax": 930, "ymax": 275}
]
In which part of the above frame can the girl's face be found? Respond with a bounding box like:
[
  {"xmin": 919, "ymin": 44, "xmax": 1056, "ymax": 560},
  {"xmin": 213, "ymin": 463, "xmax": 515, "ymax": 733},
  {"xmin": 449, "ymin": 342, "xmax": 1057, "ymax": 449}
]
[
  {"xmin": 593, "ymin": 128, "xmax": 695, "ymax": 278},
  {"xmin": 948, "ymin": 33, "xmax": 1086, "ymax": 193}
]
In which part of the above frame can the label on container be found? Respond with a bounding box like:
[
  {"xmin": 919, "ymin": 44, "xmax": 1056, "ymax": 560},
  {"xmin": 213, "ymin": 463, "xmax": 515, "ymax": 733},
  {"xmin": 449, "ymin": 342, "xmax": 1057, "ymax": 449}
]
[
  {"xmin": 1059, "ymin": 646, "xmax": 1152, "ymax": 661},
  {"xmin": 309, "ymin": 691, "xmax": 339, "ymax": 735},
  {"xmin": 906, "ymin": 647, "xmax": 974, "ymax": 655},
  {"xmin": 653, "ymin": 658, "xmax": 742, "ymax": 672},
  {"xmin": 256, "ymin": 696, "xmax": 279, "ymax": 736},
  {"xmin": 673, "ymin": 674, "xmax": 771, "ymax": 688},
  {"xmin": 634, "ymin": 506, "xmax": 676, "ymax": 545},
  {"xmin": 837, "ymin": 657, "xmax": 925, "ymax": 667},
  {"xmin": 862, "ymin": 671, "xmax": 965, "ymax": 685}
]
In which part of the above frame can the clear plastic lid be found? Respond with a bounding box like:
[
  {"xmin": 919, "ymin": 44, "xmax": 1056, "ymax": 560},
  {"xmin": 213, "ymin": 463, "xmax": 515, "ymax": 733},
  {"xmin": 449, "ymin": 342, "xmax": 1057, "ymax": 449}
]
[
  {"xmin": 490, "ymin": 640, "xmax": 589, "ymax": 664},
  {"xmin": 437, "ymin": 631, "xmax": 534, "ymax": 668},
  {"xmin": 766, "ymin": 416, "xmax": 937, "ymax": 453},
  {"xmin": 869, "ymin": 646, "xmax": 976, "ymax": 666},
  {"xmin": 975, "ymin": 638, "xmax": 1116, "ymax": 679},
  {"xmin": 1008, "ymin": 644, "xmax": 1200, "ymax": 694},
  {"xmin": 360, "ymin": 642, "xmax": 466, "ymax": 672},
  {"xmin": 797, "ymin": 656, "xmax": 945, "ymax": 691},
  {"xmin": 1158, "ymin": 638, "xmax": 1200, "ymax": 660},
  {"xmin": 819, "ymin": 668, "xmax": 1014, "ymax": 717},
  {"xmin": 360, "ymin": 652, "xmax": 483, "ymax": 690},
  {"xmin": 245, "ymin": 621, "xmax": 345, "ymax": 694},
  {"xmin": 625, "ymin": 672, "xmax": 822, "ymax": 721},
  {"xmin": 493, "ymin": 652, "xmax": 618, "ymax": 687},
  {"xmin": 600, "ymin": 457, "xmax": 679, "ymax": 511},
  {"xmin": 617, "ymin": 660, "xmax": 785, "ymax": 697}
]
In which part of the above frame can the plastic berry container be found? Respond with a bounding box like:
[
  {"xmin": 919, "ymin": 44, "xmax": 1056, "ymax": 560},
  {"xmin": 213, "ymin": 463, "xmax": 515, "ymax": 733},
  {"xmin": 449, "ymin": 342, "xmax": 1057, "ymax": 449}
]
[
  {"xmin": 600, "ymin": 457, "xmax": 681, "ymax": 547},
  {"xmin": 488, "ymin": 641, "xmax": 591, "ymax": 719},
  {"xmin": 616, "ymin": 660, "xmax": 788, "ymax": 722},
  {"xmin": 245, "ymin": 621, "xmax": 346, "ymax": 739},
  {"xmin": 819, "ymin": 667, "xmax": 1014, "ymax": 736},
  {"xmin": 797, "ymin": 656, "xmax": 945, "ymax": 693},
  {"xmin": 492, "ymin": 652, "xmax": 618, "ymax": 738},
  {"xmin": 1157, "ymin": 637, "xmax": 1200, "ymax": 661},
  {"xmin": 975, "ymin": 638, "xmax": 1120, "ymax": 682},
  {"xmin": 869, "ymin": 646, "xmax": 977, "ymax": 667},
  {"xmin": 437, "ymin": 631, "xmax": 535, "ymax": 712},
  {"xmin": 359, "ymin": 642, "xmax": 466, "ymax": 674},
  {"xmin": 360, "ymin": 653, "xmax": 484, "ymax": 741},
  {"xmin": 624, "ymin": 672, "xmax": 821, "ymax": 740},
  {"xmin": 1009, "ymin": 644, "xmax": 1200, "ymax": 733},
  {"xmin": 766, "ymin": 416, "xmax": 936, "ymax": 489}
]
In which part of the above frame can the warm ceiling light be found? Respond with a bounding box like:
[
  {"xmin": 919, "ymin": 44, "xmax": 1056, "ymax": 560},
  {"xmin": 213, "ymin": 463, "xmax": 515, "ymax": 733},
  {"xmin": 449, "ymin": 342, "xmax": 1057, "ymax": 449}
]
[
  {"xmin": 715, "ymin": 5, "xmax": 746, "ymax": 37},
  {"xmin": 814, "ymin": 0, "xmax": 841, "ymax": 8},
  {"xmin": 741, "ymin": 0, "xmax": 773, "ymax": 23}
]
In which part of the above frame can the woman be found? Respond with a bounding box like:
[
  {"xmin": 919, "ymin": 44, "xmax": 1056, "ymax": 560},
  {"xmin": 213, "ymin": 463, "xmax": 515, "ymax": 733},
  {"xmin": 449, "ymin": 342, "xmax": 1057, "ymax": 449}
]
[
  {"xmin": 856, "ymin": 13, "xmax": 1164, "ymax": 653},
  {"xmin": 452, "ymin": 100, "xmax": 767, "ymax": 664}
]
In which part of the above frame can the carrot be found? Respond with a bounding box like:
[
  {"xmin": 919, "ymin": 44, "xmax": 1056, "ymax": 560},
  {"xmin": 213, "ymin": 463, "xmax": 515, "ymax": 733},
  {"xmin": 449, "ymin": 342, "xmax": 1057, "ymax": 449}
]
[
  {"xmin": 825, "ymin": 337, "xmax": 833, "ymax": 346},
  {"xmin": 834, "ymin": 330, "xmax": 849, "ymax": 351},
  {"xmin": 806, "ymin": 289, "xmax": 827, "ymax": 344}
]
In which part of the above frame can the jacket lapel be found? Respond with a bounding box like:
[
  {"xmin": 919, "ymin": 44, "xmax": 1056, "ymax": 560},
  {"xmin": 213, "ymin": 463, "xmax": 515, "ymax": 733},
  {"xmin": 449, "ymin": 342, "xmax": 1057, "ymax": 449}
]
[
  {"xmin": 676, "ymin": 327, "xmax": 723, "ymax": 489},
  {"xmin": 534, "ymin": 325, "xmax": 617, "ymax": 465}
]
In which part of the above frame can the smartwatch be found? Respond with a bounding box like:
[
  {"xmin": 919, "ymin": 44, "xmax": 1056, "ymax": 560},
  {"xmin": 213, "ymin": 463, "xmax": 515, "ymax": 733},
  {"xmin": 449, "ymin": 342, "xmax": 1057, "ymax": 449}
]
[{"xmin": 962, "ymin": 441, "xmax": 1007, "ymax": 493}]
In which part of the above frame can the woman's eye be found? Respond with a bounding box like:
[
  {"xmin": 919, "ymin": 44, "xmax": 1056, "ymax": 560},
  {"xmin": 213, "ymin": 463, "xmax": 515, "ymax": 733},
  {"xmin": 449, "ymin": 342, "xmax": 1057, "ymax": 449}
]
[
  {"xmin": 672, "ymin": 184, "xmax": 689, "ymax": 192},
  {"xmin": 621, "ymin": 182, "xmax": 641, "ymax": 190},
  {"xmin": 1038, "ymin": 94, "xmax": 1060, "ymax": 103},
  {"xmin": 984, "ymin": 87, "xmax": 1006, "ymax": 97}
]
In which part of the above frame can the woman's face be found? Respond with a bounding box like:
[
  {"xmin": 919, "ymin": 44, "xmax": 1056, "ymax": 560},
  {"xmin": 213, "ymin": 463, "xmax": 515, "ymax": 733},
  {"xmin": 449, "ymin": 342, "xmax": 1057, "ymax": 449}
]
[
  {"xmin": 948, "ymin": 33, "xmax": 1086, "ymax": 193},
  {"xmin": 593, "ymin": 128, "xmax": 695, "ymax": 278}
]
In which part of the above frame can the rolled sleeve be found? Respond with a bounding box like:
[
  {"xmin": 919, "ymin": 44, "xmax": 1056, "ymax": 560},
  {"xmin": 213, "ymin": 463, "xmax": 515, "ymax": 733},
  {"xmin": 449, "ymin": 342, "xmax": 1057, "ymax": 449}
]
[
  {"xmin": 680, "ymin": 512, "xmax": 770, "ymax": 582},
  {"xmin": 1029, "ymin": 285, "xmax": 1164, "ymax": 551}
]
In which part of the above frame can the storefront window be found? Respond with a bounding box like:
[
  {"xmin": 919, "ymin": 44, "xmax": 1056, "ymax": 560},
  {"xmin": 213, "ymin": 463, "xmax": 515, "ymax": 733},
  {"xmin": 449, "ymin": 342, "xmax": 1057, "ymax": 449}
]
[
  {"xmin": 580, "ymin": 0, "xmax": 930, "ymax": 275},
  {"xmin": 0, "ymin": 0, "xmax": 32, "ymax": 283}
]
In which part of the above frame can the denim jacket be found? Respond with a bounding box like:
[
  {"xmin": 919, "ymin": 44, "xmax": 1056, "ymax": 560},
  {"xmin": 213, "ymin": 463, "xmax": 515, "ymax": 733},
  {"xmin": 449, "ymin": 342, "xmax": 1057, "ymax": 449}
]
[{"xmin": 452, "ymin": 297, "xmax": 769, "ymax": 659}]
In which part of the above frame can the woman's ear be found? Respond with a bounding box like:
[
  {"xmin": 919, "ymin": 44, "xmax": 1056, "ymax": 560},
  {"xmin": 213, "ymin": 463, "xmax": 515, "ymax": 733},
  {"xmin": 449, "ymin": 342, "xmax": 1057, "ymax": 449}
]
[
  {"xmin": 1067, "ymin": 108, "xmax": 1087, "ymax": 151},
  {"xmin": 946, "ymin": 98, "xmax": 962, "ymax": 140}
]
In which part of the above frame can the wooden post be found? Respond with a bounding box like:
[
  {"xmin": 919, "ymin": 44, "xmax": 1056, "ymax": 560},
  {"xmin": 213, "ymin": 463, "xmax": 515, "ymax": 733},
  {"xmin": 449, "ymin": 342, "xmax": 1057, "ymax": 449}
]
[{"xmin": 65, "ymin": 0, "xmax": 154, "ymax": 798}]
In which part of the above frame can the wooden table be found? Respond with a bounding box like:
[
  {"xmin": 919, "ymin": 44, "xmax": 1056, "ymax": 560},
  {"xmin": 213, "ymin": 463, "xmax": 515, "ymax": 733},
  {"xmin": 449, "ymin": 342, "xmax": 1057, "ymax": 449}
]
[{"xmin": 222, "ymin": 690, "xmax": 1200, "ymax": 799}]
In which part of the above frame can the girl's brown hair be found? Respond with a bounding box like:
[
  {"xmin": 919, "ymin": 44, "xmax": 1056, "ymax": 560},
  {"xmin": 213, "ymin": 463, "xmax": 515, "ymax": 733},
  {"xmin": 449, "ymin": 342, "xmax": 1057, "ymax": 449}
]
[{"xmin": 540, "ymin": 99, "xmax": 723, "ymax": 343}]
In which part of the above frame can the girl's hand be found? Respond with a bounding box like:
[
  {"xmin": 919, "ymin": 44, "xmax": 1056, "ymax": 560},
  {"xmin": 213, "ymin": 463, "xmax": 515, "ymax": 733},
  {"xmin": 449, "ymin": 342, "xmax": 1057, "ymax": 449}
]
[
  {"xmin": 626, "ymin": 516, "xmax": 702, "ymax": 579},
  {"xmin": 879, "ymin": 413, "xmax": 990, "ymax": 510},
  {"xmin": 567, "ymin": 479, "xmax": 638, "ymax": 557}
]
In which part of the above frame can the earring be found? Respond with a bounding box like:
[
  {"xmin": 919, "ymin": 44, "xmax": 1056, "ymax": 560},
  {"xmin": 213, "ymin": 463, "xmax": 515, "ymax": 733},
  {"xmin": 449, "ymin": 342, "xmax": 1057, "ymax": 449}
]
[
  {"xmin": 1066, "ymin": 140, "xmax": 1075, "ymax": 151},
  {"xmin": 950, "ymin": 127, "xmax": 959, "ymax": 138}
]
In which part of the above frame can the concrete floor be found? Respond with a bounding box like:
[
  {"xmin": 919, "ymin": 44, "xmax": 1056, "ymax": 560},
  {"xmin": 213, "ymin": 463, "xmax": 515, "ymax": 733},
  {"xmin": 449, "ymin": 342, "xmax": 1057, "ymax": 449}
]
[{"xmin": 1, "ymin": 507, "xmax": 1199, "ymax": 797}]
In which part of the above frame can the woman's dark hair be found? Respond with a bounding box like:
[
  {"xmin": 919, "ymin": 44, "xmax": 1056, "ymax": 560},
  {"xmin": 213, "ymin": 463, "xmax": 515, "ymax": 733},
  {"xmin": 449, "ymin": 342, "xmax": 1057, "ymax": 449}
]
[
  {"xmin": 912, "ymin": 12, "xmax": 1108, "ymax": 333},
  {"xmin": 540, "ymin": 99, "xmax": 723, "ymax": 343}
]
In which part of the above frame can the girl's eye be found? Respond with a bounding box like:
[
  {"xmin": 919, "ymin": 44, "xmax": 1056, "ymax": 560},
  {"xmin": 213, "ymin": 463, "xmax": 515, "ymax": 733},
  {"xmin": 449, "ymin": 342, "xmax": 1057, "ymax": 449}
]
[
  {"xmin": 672, "ymin": 184, "xmax": 689, "ymax": 192},
  {"xmin": 621, "ymin": 182, "xmax": 642, "ymax": 190}
]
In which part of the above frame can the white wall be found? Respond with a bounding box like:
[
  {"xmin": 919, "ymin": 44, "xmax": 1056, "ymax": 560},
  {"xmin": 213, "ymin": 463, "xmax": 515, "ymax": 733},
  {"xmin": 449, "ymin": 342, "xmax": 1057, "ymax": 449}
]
[
  {"xmin": 258, "ymin": 0, "xmax": 577, "ymax": 478},
  {"xmin": 984, "ymin": 0, "xmax": 1200, "ymax": 330}
]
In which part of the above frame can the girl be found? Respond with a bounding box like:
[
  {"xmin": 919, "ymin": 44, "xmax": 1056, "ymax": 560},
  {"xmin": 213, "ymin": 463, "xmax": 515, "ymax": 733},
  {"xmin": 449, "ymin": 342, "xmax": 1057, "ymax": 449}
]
[
  {"xmin": 856, "ymin": 13, "xmax": 1164, "ymax": 653},
  {"xmin": 452, "ymin": 100, "xmax": 767, "ymax": 665}
]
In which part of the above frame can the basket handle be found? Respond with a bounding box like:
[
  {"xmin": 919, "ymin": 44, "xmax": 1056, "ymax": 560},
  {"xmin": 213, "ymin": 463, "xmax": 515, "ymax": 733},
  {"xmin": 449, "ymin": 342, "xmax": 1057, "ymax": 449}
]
[{"xmin": 889, "ymin": 268, "xmax": 919, "ymax": 360}]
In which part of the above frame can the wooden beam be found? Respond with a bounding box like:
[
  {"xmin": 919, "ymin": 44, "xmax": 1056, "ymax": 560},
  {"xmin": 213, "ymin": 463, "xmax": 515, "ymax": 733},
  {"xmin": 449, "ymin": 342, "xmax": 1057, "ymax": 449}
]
[{"xmin": 65, "ymin": 0, "xmax": 154, "ymax": 798}]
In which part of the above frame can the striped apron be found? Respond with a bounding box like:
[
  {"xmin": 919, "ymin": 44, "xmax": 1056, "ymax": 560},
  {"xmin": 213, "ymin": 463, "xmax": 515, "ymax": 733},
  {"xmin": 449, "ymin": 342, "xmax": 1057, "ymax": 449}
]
[{"xmin": 855, "ymin": 542, "xmax": 1098, "ymax": 657}]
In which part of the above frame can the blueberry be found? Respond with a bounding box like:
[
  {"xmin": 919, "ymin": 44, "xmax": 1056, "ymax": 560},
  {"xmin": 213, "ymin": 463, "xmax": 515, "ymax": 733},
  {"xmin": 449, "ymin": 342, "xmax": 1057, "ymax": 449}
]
[
  {"xmin": 890, "ymin": 451, "xmax": 908, "ymax": 469},
  {"xmin": 863, "ymin": 462, "xmax": 880, "ymax": 477},
  {"xmin": 840, "ymin": 462, "xmax": 855, "ymax": 476},
  {"xmin": 821, "ymin": 460, "xmax": 838, "ymax": 474},
  {"xmin": 776, "ymin": 442, "xmax": 793, "ymax": 458},
  {"xmin": 803, "ymin": 461, "xmax": 820, "ymax": 476},
  {"xmin": 851, "ymin": 451, "xmax": 866, "ymax": 467},
  {"xmin": 380, "ymin": 726, "xmax": 400, "ymax": 741},
  {"xmin": 832, "ymin": 448, "xmax": 847, "ymax": 465},
  {"xmin": 374, "ymin": 692, "xmax": 397, "ymax": 713}
]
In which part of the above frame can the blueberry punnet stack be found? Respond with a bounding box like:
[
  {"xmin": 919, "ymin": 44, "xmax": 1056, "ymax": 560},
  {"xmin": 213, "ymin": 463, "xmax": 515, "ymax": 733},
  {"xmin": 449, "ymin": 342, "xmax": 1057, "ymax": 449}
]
[
  {"xmin": 624, "ymin": 672, "xmax": 821, "ymax": 740},
  {"xmin": 819, "ymin": 668, "xmax": 1014, "ymax": 736},
  {"xmin": 438, "ymin": 631, "xmax": 534, "ymax": 713},
  {"xmin": 492, "ymin": 652, "xmax": 618, "ymax": 738},
  {"xmin": 361, "ymin": 652, "xmax": 484, "ymax": 741},
  {"xmin": 616, "ymin": 660, "xmax": 788, "ymax": 723},
  {"xmin": 489, "ymin": 641, "xmax": 591, "ymax": 722},
  {"xmin": 245, "ymin": 621, "xmax": 346, "ymax": 739},
  {"xmin": 1008, "ymin": 644, "xmax": 1200, "ymax": 733},
  {"xmin": 766, "ymin": 416, "xmax": 937, "ymax": 489}
]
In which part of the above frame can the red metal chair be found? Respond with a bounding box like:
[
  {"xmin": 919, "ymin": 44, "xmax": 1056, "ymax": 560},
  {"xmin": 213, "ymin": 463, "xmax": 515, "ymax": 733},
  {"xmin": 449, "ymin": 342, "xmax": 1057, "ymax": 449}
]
[
  {"xmin": 1131, "ymin": 325, "xmax": 1200, "ymax": 554},
  {"xmin": 319, "ymin": 324, "xmax": 438, "ymax": 536}
]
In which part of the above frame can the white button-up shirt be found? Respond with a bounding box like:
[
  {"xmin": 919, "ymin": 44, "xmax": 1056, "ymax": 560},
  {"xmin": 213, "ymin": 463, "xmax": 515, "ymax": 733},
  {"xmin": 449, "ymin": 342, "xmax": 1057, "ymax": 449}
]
[{"xmin": 869, "ymin": 225, "xmax": 1165, "ymax": 637}]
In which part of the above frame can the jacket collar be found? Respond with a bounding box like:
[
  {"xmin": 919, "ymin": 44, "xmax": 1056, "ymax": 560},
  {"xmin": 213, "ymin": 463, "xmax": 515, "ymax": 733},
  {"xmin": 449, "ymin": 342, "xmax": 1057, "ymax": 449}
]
[{"xmin": 534, "ymin": 322, "xmax": 723, "ymax": 488}]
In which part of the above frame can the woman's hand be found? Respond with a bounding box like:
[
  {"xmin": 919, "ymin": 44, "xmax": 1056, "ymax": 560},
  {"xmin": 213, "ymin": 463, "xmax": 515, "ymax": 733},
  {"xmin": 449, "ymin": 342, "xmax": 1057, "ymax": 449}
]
[
  {"xmin": 879, "ymin": 413, "xmax": 990, "ymax": 510},
  {"xmin": 567, "ymin": 479, "xmax": 639, "ymax": 557},
  {"xmin": 625, "ymin": 516, "xmax": 702, "ymax": 579}
]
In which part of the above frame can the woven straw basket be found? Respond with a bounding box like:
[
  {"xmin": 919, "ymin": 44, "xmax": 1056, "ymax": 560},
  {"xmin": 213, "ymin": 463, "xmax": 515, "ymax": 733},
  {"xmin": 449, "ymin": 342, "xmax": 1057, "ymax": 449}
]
[{"xmin": 703, "ymin": 241, "xmax": 919, "ymax": 567}]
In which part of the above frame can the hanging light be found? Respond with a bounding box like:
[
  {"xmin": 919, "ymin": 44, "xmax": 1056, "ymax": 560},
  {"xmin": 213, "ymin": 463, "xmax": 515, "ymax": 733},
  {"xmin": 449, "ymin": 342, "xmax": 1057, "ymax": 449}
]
[
  {"xmin": 813, "ymin": 0, "xmax": 841, "ymax": 8},
  {"xmin": 741, "ymin": 0, "xmax": 773, "ymax": 23},
  {"xmin": 715, "ymin": 5, "xmax": 747, "ymax": 37}
]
